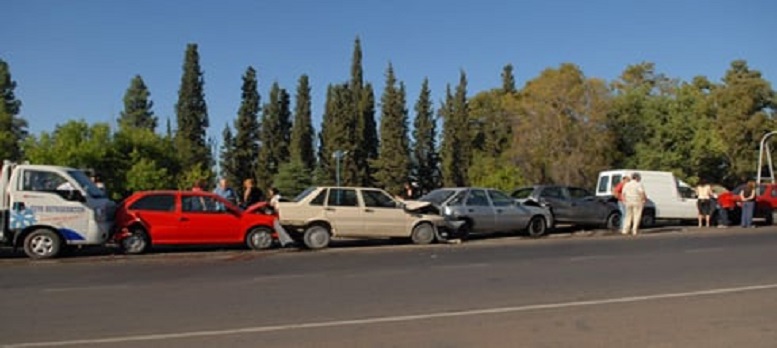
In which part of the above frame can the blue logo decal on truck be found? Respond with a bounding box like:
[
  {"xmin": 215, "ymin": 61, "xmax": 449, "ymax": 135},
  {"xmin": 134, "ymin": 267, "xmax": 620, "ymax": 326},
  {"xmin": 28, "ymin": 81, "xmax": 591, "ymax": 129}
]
[
  {"xmin": 10, "ymin": 209, "xmax": 37, "ymax": 229},
  {"xmin": 59, "ymin": 228, "xmax": 85, "ymax": 241}
]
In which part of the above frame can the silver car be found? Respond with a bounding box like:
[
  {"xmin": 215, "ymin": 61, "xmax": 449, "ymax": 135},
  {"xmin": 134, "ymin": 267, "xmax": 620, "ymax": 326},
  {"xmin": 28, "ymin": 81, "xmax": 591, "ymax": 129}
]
[{"xmin": 418, "ymin": 187, "xmax": 554, "ymax": 237}]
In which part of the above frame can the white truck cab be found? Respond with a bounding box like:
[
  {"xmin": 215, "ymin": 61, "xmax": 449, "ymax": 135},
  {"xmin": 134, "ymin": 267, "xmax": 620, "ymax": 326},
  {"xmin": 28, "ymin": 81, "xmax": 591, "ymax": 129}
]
[{"xmin": 0, "ymin": 161, "xmax": 115, "ymax": 259}]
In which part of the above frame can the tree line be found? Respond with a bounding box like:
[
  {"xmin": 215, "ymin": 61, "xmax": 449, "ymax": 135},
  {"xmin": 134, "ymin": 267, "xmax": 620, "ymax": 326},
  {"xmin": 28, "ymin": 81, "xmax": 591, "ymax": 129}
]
[{"xmin": 1, "ymin": 38, "xmax": 775, "ymax": 201}]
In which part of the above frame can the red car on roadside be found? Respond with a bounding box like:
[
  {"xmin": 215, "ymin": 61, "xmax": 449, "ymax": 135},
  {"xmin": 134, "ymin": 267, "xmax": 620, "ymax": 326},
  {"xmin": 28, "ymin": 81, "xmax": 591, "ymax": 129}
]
[
  {"xmin": 716, "ymin": 183, "xmax": 775, "ymax": 225},
  {"xmin": 113, "ymin": 190, "xmax": 279, "ymax": 254}
]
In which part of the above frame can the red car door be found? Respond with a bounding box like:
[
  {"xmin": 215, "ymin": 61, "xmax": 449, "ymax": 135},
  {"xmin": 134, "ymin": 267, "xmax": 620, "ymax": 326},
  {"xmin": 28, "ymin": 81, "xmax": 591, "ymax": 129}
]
[
  {"xmin": 179, "ymin": 193, "xmax": 242, "ymax": 244},
  {"xmin": 125, "ymin": 193, "xmax": 181, "ymax": 244}
]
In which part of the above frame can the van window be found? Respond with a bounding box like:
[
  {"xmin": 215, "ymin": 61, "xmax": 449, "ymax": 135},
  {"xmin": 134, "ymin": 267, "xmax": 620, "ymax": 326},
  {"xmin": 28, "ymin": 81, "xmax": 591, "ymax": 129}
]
[{"xmin": 597, "ymin": 176, "xmax": 610, "ymax": 194}]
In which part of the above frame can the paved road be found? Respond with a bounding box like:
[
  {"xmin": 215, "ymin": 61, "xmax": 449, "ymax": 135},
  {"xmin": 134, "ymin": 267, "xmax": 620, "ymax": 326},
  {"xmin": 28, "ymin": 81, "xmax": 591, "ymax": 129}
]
[{"xmin": 1, "ymin": 227, "xmax": 776, "ymax": 347}]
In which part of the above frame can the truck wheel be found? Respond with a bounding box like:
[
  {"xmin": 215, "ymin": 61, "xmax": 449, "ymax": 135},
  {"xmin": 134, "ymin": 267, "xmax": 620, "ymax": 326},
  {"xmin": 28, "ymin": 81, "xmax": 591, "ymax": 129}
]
[
  {"xmin": 246, "ymin": 227, "xmax": 274, "ymax": 250},
  {"xmin": 411, "ymin": 223, "xmax": 435, "ymax": 245},
  {"xmin": 23, "ymin": 229, "xmax": 62, "ymax": 259},
  {"xmin": 121, "ymin": 227, "xmax": 150, "ymax": 255},
  {"xmin": 303, "ymin": 224, "xmax": 330, "ymax": 250}
]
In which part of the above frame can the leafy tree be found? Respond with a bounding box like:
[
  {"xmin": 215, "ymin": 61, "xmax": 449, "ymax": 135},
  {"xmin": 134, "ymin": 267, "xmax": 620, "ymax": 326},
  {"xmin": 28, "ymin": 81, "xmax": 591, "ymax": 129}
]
[
  {"xmin": 512, "ymin": 64, "xmax": 613, "ymax": 187},
  {"xmin": 372, "ymin": 64, "xmax": 410, "ymax": 195},
  {"xmin": 290, "ymin": 74, "xmax": 316, "ymax": 172},
  {"xmin": 257, "ymin": 82, "xmax": 292, "ymax": 189},
  {"xmin": 501, "ymin": 64, "xmax": 516, "ymax": 94},
  {"xmin": 174, "ymin": 43, "xmax": 212, "ymax": 176},
  {"xmin": 124, "ymin": 150, "xmax": 173, "ymax": 193},
  {"xmin": 0, "ymin": 59, "xmax": 27, "ymax": 161},
  {"xmin": 712, "ymin": 60, "xmax": 776, "ymax": 183},
  {"xmin": 118, "ymin": 75, "xmax": 157, "ymax": 131},
  {"xmin": 113, "ymin": 126, "xmax": 179, "ymax": 198},
  {"xmin": 412, "ymin": 78, "xmax": 440, "ymax": 194},
  {"xmin": 440, "ymin": 71, "xmax": 472, "ymax": 186},
  {"xmin": 468, "ymin": 153, "xmax": 526, "ymax": 191},
  {"xmin": 233, "ymin": 66, "xmax": 261, "ymax": 184}
]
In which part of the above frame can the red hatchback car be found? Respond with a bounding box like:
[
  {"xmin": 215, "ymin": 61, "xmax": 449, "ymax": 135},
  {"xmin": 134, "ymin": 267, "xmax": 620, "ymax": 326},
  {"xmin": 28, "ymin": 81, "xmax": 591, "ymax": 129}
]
[{"xmin": 113, "ymin": 190, "xmax": 278, "ymax": 254}]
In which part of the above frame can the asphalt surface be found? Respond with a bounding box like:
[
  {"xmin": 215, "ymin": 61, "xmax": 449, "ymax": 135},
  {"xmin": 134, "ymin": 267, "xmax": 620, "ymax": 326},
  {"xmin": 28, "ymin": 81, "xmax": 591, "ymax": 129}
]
[{"xmin": 1, "ymin": 226, "xmax": 777, "ymax": 347}]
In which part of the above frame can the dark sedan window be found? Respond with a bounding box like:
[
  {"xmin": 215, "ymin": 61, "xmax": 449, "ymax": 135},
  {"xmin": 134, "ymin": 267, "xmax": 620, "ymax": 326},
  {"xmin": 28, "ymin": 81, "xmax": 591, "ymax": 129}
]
[
  {"xmin": 129, "ymin": 194, "xmax": 176, "ymax": 212},
  {"xmin": 309, "ymin": 189, "xmax": 327, "ymax": 206},
  {"xmin": 568, "ymin": 188, "xmax": 591, "ymax": 199},
  {"xmin": 328, "ymin": 189, "xmax": 359, "ymax": 207},
  {"xmin": 182, "ymin": 196, "xmax": 227, "ymax": 213},
  {"xmin": 540, "ymin": 187, "xmax": 563, "ymax": 199},
  {"xmin": 362, "ymin": 190, "xmax": 398, "ymax": 208}
]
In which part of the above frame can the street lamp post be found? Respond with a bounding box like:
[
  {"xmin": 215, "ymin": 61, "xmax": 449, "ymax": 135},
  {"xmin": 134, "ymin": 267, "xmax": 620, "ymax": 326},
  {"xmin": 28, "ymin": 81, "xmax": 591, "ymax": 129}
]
[{"xmin": 333, "ymin": 150, "xmax": 348, "ymax": 187}]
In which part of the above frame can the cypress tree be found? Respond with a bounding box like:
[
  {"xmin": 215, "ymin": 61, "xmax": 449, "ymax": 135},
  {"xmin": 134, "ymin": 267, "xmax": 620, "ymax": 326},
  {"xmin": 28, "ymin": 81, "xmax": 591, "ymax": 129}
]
[
  {"xmin": 219, "ymin": 123, "xmax": 239, "ymax": 187},
  {"xmin": 174, "ymin": 43, "xmax": 211, "ymax": 173},
  {"xmin": 319, "ymin": 83, "xmax": 357, "ymax": 186},
  {"xmin": 290, "ymin": 74, "xmax": 316, "ymax": 172},
  {"xmin": 119, "ymin": 75, "xmax": 157, "ymax": 131},
  {"xmin": 0, "ymin": 59, "xmax": 27, "ymax": 161},
  {"xmin": 257, "ymin": 82, "xmax": 292, "ymax": 189},
  {"xmin": 502, "ymin": 64, "xmax": 516, "ymax": 94},
  {"xmin": 349, "ymin": 37, "xmax": 378, "ymax": 186},
  {"xmin": 233, "ymin": 66, "xmax": 261, "ymax": 184},
  {"xmin": 372, "ymin": 63, "xmax": 410, "ymax": 195},
  {"xmin": 441, "ymin": 72, "xmax": 472, "ymax": 187},
  {"xmin": 412, "ymin": 78, "xmax": 440, "ymax": 194}
]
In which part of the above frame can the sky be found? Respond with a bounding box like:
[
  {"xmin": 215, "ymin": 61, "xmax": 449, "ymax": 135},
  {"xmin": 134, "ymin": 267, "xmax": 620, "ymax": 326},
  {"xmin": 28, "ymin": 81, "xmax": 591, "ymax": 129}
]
[{"xmin": 2, "ymin": 0, "xmax": 775, "ymax": 141}]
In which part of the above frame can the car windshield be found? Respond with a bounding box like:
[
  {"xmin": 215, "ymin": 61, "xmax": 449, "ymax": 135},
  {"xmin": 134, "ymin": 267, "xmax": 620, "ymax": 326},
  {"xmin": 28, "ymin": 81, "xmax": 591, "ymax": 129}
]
[
  {"xmin": 293, "ymin": 187, "xmax": 318, "ymax": 202},
  {"xmin": 67, "ymin": 170, "xmax": 107, "ymax": 199},
  {"xmin": 418, "ymin": 189, "xmax": 457, "ymax": 205}
]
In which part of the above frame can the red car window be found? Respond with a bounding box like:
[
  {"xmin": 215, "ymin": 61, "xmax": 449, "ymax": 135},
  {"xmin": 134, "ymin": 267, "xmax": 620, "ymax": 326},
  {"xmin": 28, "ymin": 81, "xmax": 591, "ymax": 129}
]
[{"xmin": 129, "ymin": 194, "xmax": 176, "ymax": 212}]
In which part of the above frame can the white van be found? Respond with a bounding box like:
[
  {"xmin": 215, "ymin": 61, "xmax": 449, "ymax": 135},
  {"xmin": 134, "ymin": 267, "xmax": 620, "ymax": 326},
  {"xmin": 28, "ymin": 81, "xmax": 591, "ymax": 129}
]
[{"xmin": 596, "ymin": 170, "xmax": 698, "ymax": 225}]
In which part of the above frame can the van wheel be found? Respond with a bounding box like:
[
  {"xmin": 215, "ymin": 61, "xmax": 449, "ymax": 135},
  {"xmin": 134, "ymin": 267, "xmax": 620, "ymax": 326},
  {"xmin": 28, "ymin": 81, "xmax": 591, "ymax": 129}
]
[
  {"xmin": 526, "ymin": 216, "xmax": 547, "ymax": 238},
  {"xmin": 246, "ymin": 227, "xmax": 274, "ymax": 250},
  {"xmin": 303, "ymin": 224, "xmax": 331, "ymax": 250},
  {"xmin": 606, "ymin": 212, "xmax": 621, "ymax": 231},
  {"xmin": 121, "ymin": 227, "xmax": 150, "ymax": 255},
  {"xmin": 411, "ymin": 223, "xmax": 435, "ymax": 245},
  {"xmin": 23, "ymin": 229, "xmax": 62, "ymax": 259}
]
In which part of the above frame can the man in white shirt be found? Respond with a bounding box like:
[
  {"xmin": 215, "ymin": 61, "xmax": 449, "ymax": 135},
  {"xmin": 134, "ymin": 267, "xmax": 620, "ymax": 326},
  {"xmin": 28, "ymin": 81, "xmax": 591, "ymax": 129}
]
[{"xmin": 621, "ymin": 172, "xmax": 647, "ymax": 235}]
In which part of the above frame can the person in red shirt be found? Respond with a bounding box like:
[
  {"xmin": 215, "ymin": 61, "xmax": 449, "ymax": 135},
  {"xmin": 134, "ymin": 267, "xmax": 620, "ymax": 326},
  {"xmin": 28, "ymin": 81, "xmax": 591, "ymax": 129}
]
[
  {"xmin": 613, "ymin": 176, "xmax": 631, "ymax": 229},
  {"xmin": 716, "ymin": 187, "xmax": 736, "ymax": 228}
]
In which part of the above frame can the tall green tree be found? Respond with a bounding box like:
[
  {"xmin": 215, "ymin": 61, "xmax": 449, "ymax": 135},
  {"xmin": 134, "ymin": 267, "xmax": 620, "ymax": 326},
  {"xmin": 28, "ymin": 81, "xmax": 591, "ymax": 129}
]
[
  {"xmin": 118, "ymin": 75, "xmax": 157, "ymax": 131},
  {"xmin": 257, "ymin": 82, "xmax": 292, "ymax": 189},
  {"xmin": 350, "ymin": 37, "xmax": 378, "ymax": 186},
  {"xmin": 501, "ymin": 64, "xmax": 516, "ymax": 94},
  {"xmin": 372, "ymin": 64, "xmax": 410, "ymax": 195},
  {"xmin": 512, "ymin": 63, "xmax": 613, "ymax": 187},
  {"xmin": 174, "ymin": 43, "xmax": 212, "ymax": 182},
  {"xmin": 219, "ymin": 123, "xmax": 239, "ymax": 187},
  {"xmin": 290, "ymin": 74, "xmax": 316, "ymax": 172},
  {"xmin": 440, "ymin": 71, "xmax": 472, "ymax": 186},
  {"xmin": 412, "ymin": 78, "xmax": 440, "ymax": 193},
  {"xmin": 712, "ymin": 60, "xmax": 776, "ymax": 183},
  {"xmin": 0, "ymin": 59, "xmax": 27, "ymax": 161},
  {"xmin": 318, "ymin": 83, "xmax": 358, "ymax": 185},
  {"xmin": 233, "ymin": 66, "xmax": 261, "ymax": 184}
]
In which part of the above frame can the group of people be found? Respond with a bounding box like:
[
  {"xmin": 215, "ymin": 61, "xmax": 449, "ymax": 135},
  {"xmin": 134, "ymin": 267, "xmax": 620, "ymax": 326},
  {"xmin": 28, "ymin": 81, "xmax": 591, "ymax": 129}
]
[
  {"xmin": 614, "ymin": 173, "xmax": 759, "ymax": 235},
  {"xmin": 195, "ymin": 178, "xmax": 282, "ymax": 211}
]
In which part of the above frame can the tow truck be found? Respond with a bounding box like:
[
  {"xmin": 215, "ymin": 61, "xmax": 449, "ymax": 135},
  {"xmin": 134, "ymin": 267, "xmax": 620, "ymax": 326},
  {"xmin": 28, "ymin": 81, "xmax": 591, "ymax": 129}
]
[{"xmin": 0, "ymin": 161, "xmax": 115, "ymax": 259}]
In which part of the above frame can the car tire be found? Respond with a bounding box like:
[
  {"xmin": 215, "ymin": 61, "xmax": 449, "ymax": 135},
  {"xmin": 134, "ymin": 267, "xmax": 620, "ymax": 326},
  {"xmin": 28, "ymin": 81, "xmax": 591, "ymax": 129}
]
[
  {"xmin": 457, "ymin": 220, "xmax": 472, "ymax": 240},
  {"xmin": 23, "ymin": 229, "xmax": 62, "ymax": 259},
  {"xmin": 121, "ymin": 227, "xmax": 150, "ymax": 255},
  {"xmin": 606, "ymin": 212, "xmax": 621, "ymax": 231},
  {"xmin": 526, "ymin": 216, "xmax": 547, "ymax": 238},
  {"xmin": 410, "ymin": 223, "xmax": 435, "ymax": 245},
  {"xmin": 245, "ymin": 227, "xmax": 274, "ymax": 250},
  {"xmin": 303, "ymin": 224, "xmax": 331, "ymax": 250}
]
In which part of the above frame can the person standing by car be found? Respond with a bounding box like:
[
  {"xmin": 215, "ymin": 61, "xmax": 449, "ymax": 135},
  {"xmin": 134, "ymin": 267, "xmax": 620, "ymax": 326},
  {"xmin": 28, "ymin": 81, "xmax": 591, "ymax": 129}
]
[
  {"xmin": 241, "ymin": 178, "xmax": 264, "ymax": 209},
  {"xmin": 213, "ymin": 178, "xmax": 238, "ymax": 205},
  {"xmin": 740, "ymin": 180, "xmax": 757, "ymax": 228},
  {"xmin": 613, "ymin": 176, "xmax": 631, "ymax": 228},
  {"xmin": 266, "ymin": 187, "xmax": 295, "ymax": 247},
  {"xmin": 716, "ymin": 187, "xmax": 735, "ymax": 228},
  {"xmin": 621, "ymin": 172, "xmax": 647, "ymax": 235},
  {"xmin": 696, "ymin": 179, "xmax": 715, "ymax": 227}
]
